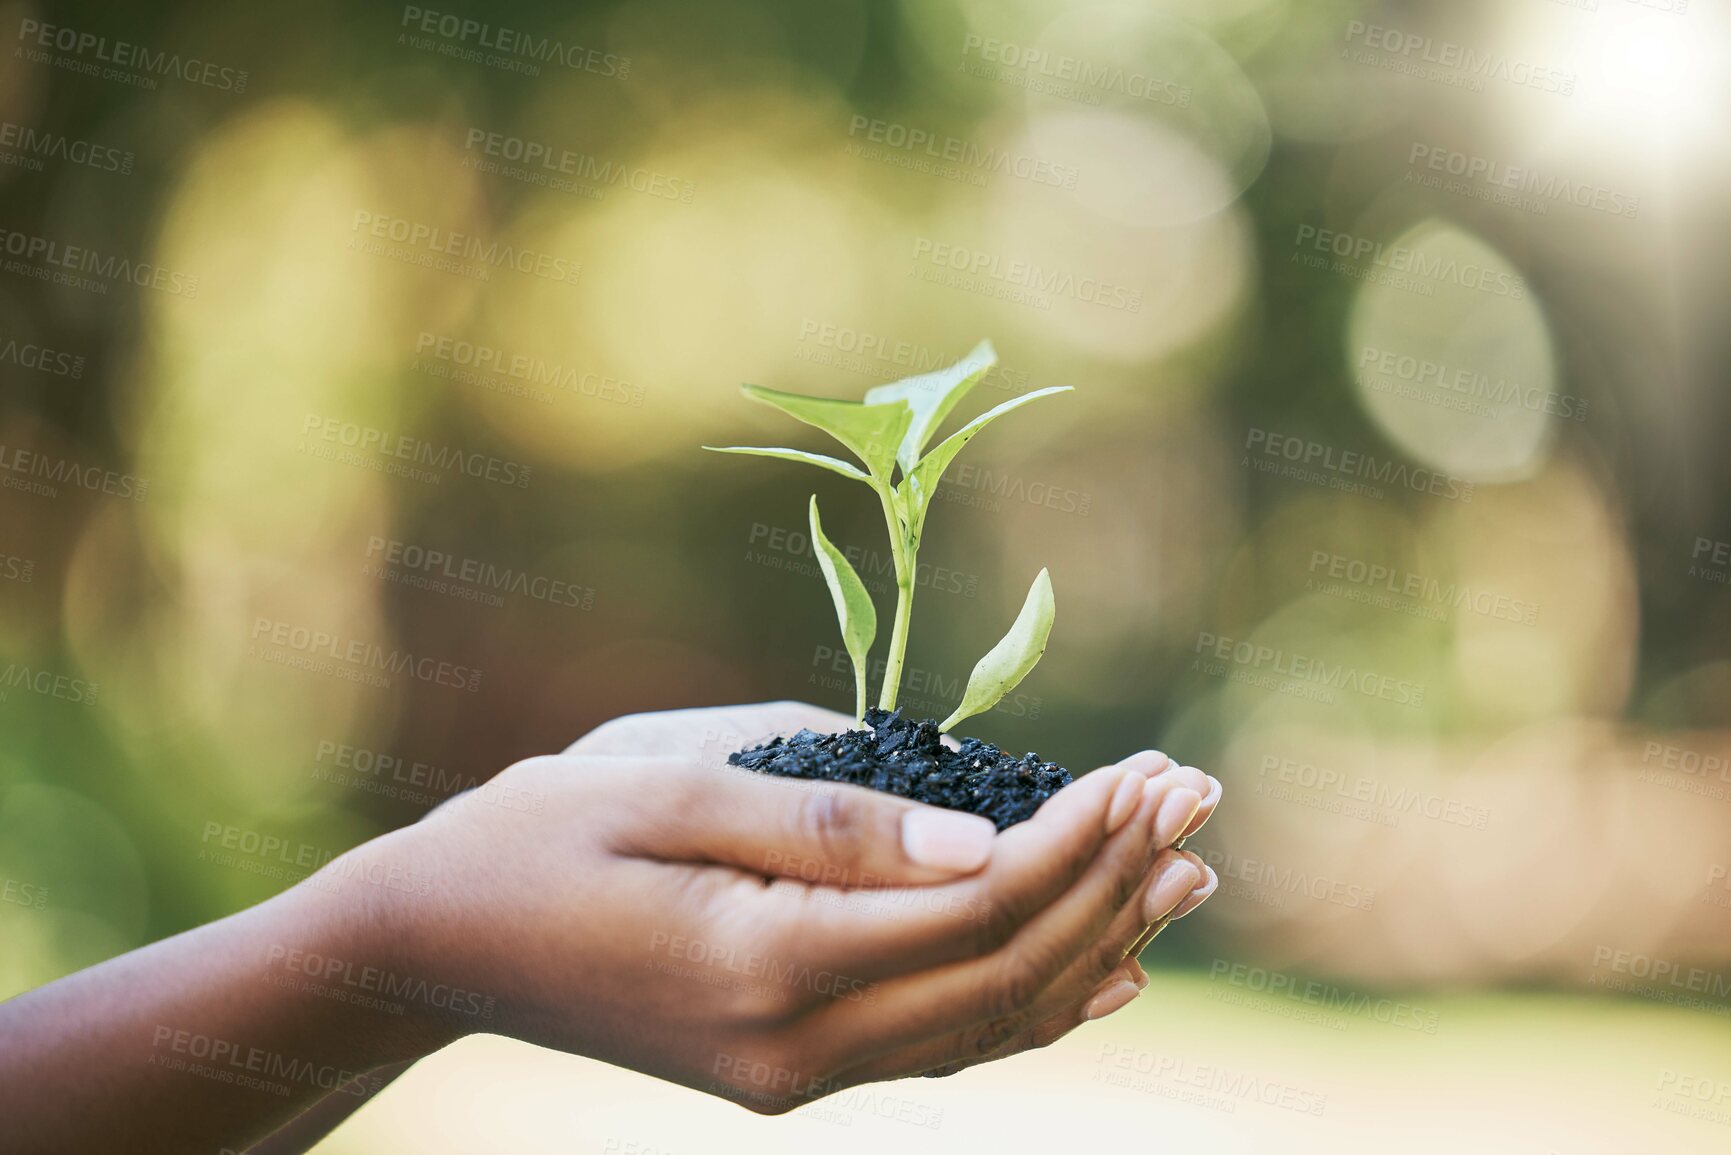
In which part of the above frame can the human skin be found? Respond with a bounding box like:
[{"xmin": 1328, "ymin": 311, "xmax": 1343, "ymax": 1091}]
[{"xmin": 0, "ymin": 702, "xmax": 1220, "ymax": 1152}]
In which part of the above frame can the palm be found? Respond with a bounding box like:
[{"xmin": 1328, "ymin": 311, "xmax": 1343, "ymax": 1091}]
[{"xmin": 564, "ymin": 700, "xmax": 854, "ymax": 760}]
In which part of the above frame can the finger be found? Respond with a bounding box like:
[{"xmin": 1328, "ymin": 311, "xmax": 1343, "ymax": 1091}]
[
  {"xmin": 564, "ymin": 700, "xmax": 854, "ymax": 757},
  {"xmin": 1164, "ymin": 851, "xmax": 1219, "ymax": 920},
  {"xmin": 827, "ymin": 848, "xmax": 1204, "ymax": 1094},
  {"xmin": 800, "ymin": 765, "xmax": 1173, "ymax": 1062},
  {"xmin": 604, "ymin": 757, "xmax": 1001, "ymax": 886},
  {"xmin": 841, "ymin": 948, "xmax": 1153, "ymax": 1086},
  {"xmin": 952, "ymin": 957, "xmax": 1146, "ymax": 1071},
  {"xmin": 1172, "ymin": 771, "xmax": 1223, "ymax": 847},
  {"xmin": 769, "ymin": 756, "xmax": 1171, "ymax": 979},
  {"xmin": 1124, "ymin": 849, "xmax": 1220, "ymax": 958},
  {"xmin": 1021, "ymin": 849, "xmax": 1200, "ymax": 1015},
  {"xmin": 834, "ymin": 851, "xmax": 1201, "ymax": 1082}
]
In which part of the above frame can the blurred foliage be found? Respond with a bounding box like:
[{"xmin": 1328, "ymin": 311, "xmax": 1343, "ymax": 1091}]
[{"xmin": 4, "ymin": 0, "xmax": 1731, "ymax": 1011}]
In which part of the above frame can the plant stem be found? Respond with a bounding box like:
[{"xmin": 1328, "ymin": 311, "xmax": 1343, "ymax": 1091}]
[{"xmin": 875, "ymin": 482, "xmax": 915, "ymax": 712}]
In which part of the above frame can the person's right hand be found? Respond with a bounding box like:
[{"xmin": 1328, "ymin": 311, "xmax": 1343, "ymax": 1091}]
[{"xmin": 328, "ymin": 702, "xmax": 1222, "ymax": 1112}]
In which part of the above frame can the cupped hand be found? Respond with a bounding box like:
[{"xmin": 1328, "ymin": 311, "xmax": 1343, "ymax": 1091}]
[{"xmin": 336, "ymin": 702, "xmax": 1222, "ymax": 1112}]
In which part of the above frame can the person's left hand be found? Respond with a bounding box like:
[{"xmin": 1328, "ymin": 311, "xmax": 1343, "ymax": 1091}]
[{"xmin": 555, "ymin": 701, "xmax": 1224, "ymax": 1084}]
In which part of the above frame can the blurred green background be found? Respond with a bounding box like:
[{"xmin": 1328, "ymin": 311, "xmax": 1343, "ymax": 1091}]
[{"xmin": 4, "ymin": 0, "xmax": 1731, "ymax": 1149}]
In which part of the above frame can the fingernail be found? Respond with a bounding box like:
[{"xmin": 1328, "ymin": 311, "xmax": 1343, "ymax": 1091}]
[
  {"xmin": 1116, "ymin": 750, "xmax": 1171, "ymax": 778},
  {"xmin": 1169, "ymin": 866, "xmax": 1219, "ymax": 919},
  {"xmin": 1082, "ymin": 980, "xmax": 1140, "ymax": 1021},
  {"xmin": 902, "ymin": 808, "xmax": 996, "ymax": 873},
  {"xmin": 1154, "ymin": 787, "xmax": 1203, "ymax": 847},
  {"xmin": 1126, "ymin": 957, "xmax": 1149, "ymax": 989},
  {"xmin": 1178, "ymin": 775, "xmax": 1222, "ymax": 839},
  {"xmin": 1142, "ymin": 857, "xmax": 1202, "ymax": 922},
  {"xmin": 1104, "ymin": 772, "xmax": 1143, "ymax": 835}
]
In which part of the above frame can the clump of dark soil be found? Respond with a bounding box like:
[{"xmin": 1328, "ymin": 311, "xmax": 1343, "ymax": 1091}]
[{"xmin": 729, "ymin": 708, "xmax": 1072, "ymax": 831}]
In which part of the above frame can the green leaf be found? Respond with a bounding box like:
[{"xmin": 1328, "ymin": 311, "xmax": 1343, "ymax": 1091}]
[
  {"xmin": 864, "ymin": 339, "xmax": 997, "ymax": 475},
  {"xmin": 741, "ymin": 385, "xmax": 912, "ymax": 479},
  {"xmin": 702, "ymin": 445, "xmax": 870, "ymax": 483},
  {"xmin": 898, "ymin": 386, "xmax": 1072, "ymax": 530},
  {"xmin": 941, "ymin": 569, "xmax": 1055, "ymax": 732},
  {"xmin": 809, "ymin": 496, "xmax": 878, "ymax": 721}
]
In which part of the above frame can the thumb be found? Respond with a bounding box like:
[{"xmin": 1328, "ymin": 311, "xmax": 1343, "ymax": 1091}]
[{"xmin": 623, "ymin": 760, "xmax": 1000, "ymax": 887}]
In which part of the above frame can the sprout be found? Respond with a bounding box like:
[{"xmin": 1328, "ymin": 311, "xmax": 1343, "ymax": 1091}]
[{"xmin": 706, "ymin": 341, "xmax": 1069, "ymax": 729}]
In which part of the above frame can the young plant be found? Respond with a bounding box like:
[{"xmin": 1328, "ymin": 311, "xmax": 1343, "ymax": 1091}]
[{"xmin": 706, "ymin": 341, "xmax": 1070, "ymax": 730}]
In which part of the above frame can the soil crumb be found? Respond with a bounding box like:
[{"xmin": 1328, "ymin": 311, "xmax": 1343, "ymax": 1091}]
[{"xmin": 729, "ymin": 708, "xmax": 1073, "ymax": 831}]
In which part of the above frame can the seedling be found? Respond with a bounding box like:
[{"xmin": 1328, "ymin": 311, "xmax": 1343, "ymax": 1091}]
[{"xmin": 706, "ymin": 341, "xmax": 1069, "ymax": 730}]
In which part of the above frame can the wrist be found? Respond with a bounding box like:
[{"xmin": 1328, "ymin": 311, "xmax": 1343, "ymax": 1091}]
[{"xmin": 270, "ymin": 826, "xmax": 469, "ymax": 1065}]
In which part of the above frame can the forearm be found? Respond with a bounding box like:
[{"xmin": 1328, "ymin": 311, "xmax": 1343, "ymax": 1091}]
[{"xmin": 0, "ymin": 838, "xmax": 448, "ymax": 1154}]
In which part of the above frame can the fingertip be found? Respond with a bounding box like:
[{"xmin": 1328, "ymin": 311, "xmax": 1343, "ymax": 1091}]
[
  {"xmin": 1104, "ymin": 771, "xmax": 1145, "ymax": 835},
  {"xmin": 901, "ymin": 807, "xmax": 996, "ymax": 874},
  {"xmin": 1178, "ymin": 773, "xmax": 1223, "ymax": 839},
  {"xmin": 1082, "ymin": 980, "xmax": 1140, "ymax": 1021},
  {"xmin": 1113, "ymin": 750, "xmax": 1172, "ymax": 778},
  {"xmin": 1154, "ymin": 787, "xmax": 1203, "ymax": 847}
]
